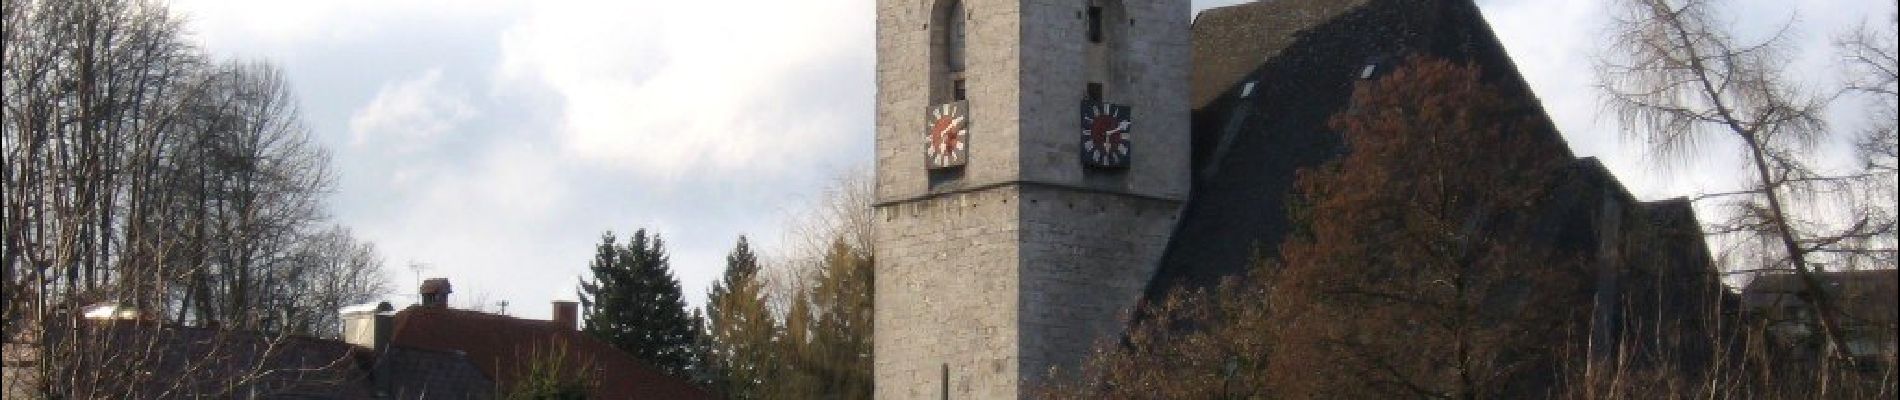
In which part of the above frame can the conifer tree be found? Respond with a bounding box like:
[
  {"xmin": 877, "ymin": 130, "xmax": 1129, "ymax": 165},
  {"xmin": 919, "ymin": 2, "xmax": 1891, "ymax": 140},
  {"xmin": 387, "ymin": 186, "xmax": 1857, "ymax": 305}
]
[
  {"xmin": 808, "ymin": 240, "xmax": 874, "ymax": 400},
  {"xmin": 764, "ymin": 239, "xmax": 875, "ymax": 399},
  {"xmin": 577, "ymin": 229, "xmax": 703, "ymax": 380},
  {"xmin": 776, "ymin": 292, "xmax": 822, "ymax": 399},
  {"xmin": 704, "ymin": 236, "xmax": 779, "ymax": 399}
]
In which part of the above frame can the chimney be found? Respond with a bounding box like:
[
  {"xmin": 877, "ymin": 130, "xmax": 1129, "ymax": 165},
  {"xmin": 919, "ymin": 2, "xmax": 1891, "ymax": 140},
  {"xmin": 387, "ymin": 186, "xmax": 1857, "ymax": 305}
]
[
  {"xmin": 552, "ymin": 300, "xmax": 579, "ymax": 331},
  {"xmin": 420, "ymin": 278, "xmax": 452, "ymax": 308}
]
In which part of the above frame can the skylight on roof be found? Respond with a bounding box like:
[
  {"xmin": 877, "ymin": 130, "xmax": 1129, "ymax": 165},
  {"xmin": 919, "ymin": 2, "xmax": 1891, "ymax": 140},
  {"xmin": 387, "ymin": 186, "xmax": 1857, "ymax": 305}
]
[{"xmin": 1240, "ymin": 81, "xmax": 1256, "ymax": 98}]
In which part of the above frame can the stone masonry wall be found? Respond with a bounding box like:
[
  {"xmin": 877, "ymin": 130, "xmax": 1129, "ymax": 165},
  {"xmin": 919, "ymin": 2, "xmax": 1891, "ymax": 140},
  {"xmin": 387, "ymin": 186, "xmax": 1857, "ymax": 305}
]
[
  {"xmin": 1016, "ymin": 186, "xmax": 1181, "ymax": 386},
  {"xmin": 874, "ymin": 187, "xmax": 1023, "ymax": 400},
  {"xmin": 873, "ymin": 185, "xmax": 1180, "ymax": 399},
  {"xmin": 1018, "ymin": 0, "xmax": 1192, "ymax": 200},
  {"xmin": 875, "ymin": 0, "xmax": 1024, "ymax": 203},
  {"xmin": 875, "ymin": 0, "xmax": 1189, "ymax": 398}
]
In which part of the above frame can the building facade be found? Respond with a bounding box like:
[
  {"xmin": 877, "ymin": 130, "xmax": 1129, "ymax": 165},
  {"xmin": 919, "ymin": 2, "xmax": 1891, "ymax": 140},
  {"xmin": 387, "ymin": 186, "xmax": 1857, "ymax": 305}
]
[
  {"xmin": 872, "ymin": 0, "xmax": 1191, "ymax": 398},
  {"xmin": 873, "ymin": 0, "xmax": 1744, "ymax": 398}
]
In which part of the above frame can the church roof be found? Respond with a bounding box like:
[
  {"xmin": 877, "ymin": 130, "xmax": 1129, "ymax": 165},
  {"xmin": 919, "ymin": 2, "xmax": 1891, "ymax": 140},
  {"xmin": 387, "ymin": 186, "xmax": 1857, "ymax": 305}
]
[
  {"xmin": 1189, "ymin": 0, "xmax": 1371, "ymax": 108},
  {"xmin": 1144, "ymin": 2, "xmax": 1742, "ymax": 376},
  {"xmin": 1149, "ymin": 0, "xmax": 1677, "ymax": 300},
  {"xmin": 1157, "ymin": 0, "xmax": 1493, "ymax": 298}
]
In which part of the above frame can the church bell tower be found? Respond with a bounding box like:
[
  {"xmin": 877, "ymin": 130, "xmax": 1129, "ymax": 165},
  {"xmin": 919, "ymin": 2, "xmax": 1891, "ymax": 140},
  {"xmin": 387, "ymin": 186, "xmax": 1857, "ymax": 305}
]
[{"xmin": 872, "ymin": 0, "xmax": 1190, "ymax": 398}]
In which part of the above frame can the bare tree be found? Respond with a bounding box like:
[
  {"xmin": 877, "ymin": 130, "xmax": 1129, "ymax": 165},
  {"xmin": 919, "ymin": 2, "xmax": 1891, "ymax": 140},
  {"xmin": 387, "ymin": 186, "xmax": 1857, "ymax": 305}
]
[
  {"xmin": 277, "ymin": 226, "xmax": 390, "ymax": 338},
  {"xmin": 3, "ymin": 0, "xmax": 388, "ymax": 396},
  {"xmin": 4, "ymin": 0, "xmax": 199, "ymax": 334},
  {"xmin": 1837, "ymin": 12, "xmax": 1899, "ymax": 269},
  {"xmin": 722, "ymin": 167, "xmax": 875, "ymax": 398},
  {"xmin": 165, "ymin": 60, "xmax": 335, "ymax": 330},
  {"xmin": 765, "ymin": 167, "xmax": 873, "ymax": 312},
  {"xmin": 1597, "ymin": 0, "xmax": 1889, "ymax": 365}
]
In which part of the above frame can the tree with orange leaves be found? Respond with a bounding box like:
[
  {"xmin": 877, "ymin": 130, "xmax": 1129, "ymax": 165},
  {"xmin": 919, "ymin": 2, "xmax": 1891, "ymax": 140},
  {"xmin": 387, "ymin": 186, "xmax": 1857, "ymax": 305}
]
[
  {"xmin": 1039, "ymin": 56, "xmax": 1589, "ymax": 399},
  {"xmin": 1266, "ymin": 55, "xmax": 1588, "ymax": 399}
]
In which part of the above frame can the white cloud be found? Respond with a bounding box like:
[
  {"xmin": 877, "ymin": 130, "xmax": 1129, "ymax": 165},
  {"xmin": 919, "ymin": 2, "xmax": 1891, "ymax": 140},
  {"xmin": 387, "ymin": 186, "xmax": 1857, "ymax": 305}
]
[
  {"xmin": 494, "ymin": 0, "xmax": 874, "ymax": 179},
  {"xmin": 157, "ymin": 0, "xmax": 1893, "ymax": 319},
  {"xmin": 344, "ymin": 138, "xmax": 582, "ymax": 306},
  {"xmin": 169, "ymin": 0, "xmax": 881, "ymax": 317},
  {"xmin": 348, "ymin": 68, "xmax": 475, "ymax": 148},
  {"xmin": 169, "ymin": 0, "xmax": 518, "ymax": 49}
]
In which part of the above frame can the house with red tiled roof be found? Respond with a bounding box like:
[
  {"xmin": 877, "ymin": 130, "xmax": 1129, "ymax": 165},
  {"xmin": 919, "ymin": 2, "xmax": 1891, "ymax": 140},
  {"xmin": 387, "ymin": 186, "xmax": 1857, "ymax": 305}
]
[
  {"xmin": 7, "ymin": 278, "xmax": 712, "ymax": 399},
  {"xmin": 365, "ymin": 278, "xmax": 714, "ymax": 399}
]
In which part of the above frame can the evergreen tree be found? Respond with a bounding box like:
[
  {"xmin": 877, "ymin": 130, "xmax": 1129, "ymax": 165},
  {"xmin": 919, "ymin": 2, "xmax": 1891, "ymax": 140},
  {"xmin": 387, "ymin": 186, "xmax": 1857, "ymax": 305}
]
[
  {"xmin": 704, "ymin": 236, "xmax": 780, "ymax": 399},
  {"xmin": 776, "ymin": 289, "xmax": 822, "ymax": 400},
  {"xmin": 687, "ymin": 307, "xmax": 712, "ymax": 386},
  {"xmin": 769, "ymin": 239, "xmax": 874, "ymax": 400},
  {"xmin": 808, "ymin": 240, "xmax": 874, "ymax": 400},
  {"xmin": 577, "ymin": 229, "xmax": 703, "ymax": 380}
]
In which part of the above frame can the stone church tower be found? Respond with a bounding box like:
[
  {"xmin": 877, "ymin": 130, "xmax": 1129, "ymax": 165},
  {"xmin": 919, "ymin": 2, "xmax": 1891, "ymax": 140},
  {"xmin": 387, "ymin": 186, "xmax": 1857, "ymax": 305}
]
[{"xmin": 872, "ymin": 0, "xmax": 1189, "ymax": 398}]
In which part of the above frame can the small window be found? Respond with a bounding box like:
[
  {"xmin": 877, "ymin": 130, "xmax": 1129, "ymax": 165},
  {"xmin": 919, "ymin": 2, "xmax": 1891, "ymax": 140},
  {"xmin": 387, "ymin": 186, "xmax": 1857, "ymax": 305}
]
[
  {"xmin": 954, "ymin": 79, "xmax": 967, "ymax": 101},
  {"xmin": 1239, "ymin": 81, "xmax": 1256, "ymax": 98},
  {"xmin": 1087, "ymin": 6, "xmax": 1103, "ymax": 43},
  {"xmin": 1086, "ymin": 82, "xmax": 1103, "ymax": 102},
  {"xmin": 1360, "ymin": 55, "xmax": 1386, "ymax": 80}
]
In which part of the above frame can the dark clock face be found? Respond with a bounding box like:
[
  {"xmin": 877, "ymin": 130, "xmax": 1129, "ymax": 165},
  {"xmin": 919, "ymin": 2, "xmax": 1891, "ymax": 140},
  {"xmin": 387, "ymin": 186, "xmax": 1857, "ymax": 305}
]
[
  {"xmin": 1081, "ymin": 101, "xmax": 1132, "ymax": 169},
  {"xmin": 924, "ymin": 101, "xmax": 970, "ymax": 170}
]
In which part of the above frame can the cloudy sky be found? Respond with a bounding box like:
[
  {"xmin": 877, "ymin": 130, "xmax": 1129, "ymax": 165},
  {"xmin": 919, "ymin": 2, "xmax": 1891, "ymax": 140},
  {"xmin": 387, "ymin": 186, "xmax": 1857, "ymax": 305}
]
[{"xmin": 163, "ymin": 0, "xmax": 1893, "ymax": 319}]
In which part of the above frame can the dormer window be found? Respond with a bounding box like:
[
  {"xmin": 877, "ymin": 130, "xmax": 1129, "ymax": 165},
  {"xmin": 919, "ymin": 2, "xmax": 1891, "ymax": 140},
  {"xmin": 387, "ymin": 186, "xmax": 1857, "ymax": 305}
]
[{"xmin": 1359, "ymin": 55, "xmax": 1388, "ymax": 80}]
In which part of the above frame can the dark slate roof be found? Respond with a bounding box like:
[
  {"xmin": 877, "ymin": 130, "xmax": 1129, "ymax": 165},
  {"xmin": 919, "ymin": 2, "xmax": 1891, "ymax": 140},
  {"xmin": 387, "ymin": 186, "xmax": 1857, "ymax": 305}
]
[
  {"xmin": 378, "ymin": 345, "xmax": 495, "ymax": 399},
  {"xmin": 51, "ymin": 321, "xmax": 499, "ymax": 399},
  {"xmin": 54, "ymin": 321, "xmax": 376, "ymax": 399},
  {"xmin": 1150, "ymin": 0, "xmax": 1671, "ymax": 299},
  {"xmin": 389, "ymin": 306, "xmax": 714, "ymax": 400},
  {"xmin": 1151, "ymin": 0, "xmax": 1742, "ymax": 376},
  {"xmin": 1156, "ymin": 0, "xmax": 1569, "ymax": 298},
  {"xmin": 1188, "ymin": 0, "xmax": 1371, "ymax": 109},
  {"xmin": 44, "ymin": 306, "xmax": 710, "ymax": 400}
]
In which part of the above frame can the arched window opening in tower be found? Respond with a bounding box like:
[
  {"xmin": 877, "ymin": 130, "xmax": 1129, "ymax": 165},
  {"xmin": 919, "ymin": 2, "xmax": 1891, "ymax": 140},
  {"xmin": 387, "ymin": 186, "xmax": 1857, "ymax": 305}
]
[
  {"xmin": 945, "ymin": 1, "xmax": 966, "ymax": 73},
  {"xmin": 1088, "ymin": 6, "xmax": 1104, "ymax": 43},
  {"xmin": 931, "ymin": 0, "xmax": 968, "ymax": 105}
]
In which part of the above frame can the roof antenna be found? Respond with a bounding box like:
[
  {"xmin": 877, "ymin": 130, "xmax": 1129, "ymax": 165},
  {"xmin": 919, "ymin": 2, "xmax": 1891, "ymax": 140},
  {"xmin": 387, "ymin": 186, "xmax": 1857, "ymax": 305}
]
[{"xmin": 408, "ymin": 261, "xmax": 432, "ymax": 298}]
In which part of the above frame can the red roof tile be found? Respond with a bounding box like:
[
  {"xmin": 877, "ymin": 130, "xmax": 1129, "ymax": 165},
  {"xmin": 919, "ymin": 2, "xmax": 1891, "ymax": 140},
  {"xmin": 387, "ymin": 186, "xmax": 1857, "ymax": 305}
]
[{"xmin": 388, "ymin": 306, "xmax": 712, "ymax": 399}]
